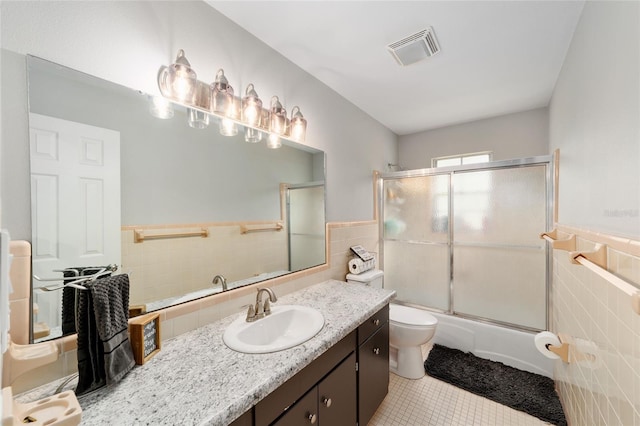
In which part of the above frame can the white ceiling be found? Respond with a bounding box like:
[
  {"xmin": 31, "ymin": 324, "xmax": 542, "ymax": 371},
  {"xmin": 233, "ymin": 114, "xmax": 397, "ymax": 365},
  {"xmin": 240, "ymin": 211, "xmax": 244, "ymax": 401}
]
[{"xmin": 209, "ymin": 1, "xmax": 584, "ymax": 136}]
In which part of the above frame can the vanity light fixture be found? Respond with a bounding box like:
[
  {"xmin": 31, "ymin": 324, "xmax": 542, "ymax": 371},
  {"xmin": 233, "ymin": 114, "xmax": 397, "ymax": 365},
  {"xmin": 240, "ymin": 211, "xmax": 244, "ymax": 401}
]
[
  {"xmin": 149, "ymin": 96, "xmax": 174, "ymax": 119},
  {"xmin": 158, "ymin": 49, "xmax": 197, "ymax": 103},
  {"xmin": 156, "ymin": 51, "xmax": 308, "ymax": 144},
  {"xmin": 187, "ymin": 108, "xmax": 209, "ymax": 129},
  {"xmin": 241, "ymin": 84, "xmax": 262, "ymax": 128},
  {"xmin": 290, "ymin": 106, "xmax": 307, "ymax": 142}
]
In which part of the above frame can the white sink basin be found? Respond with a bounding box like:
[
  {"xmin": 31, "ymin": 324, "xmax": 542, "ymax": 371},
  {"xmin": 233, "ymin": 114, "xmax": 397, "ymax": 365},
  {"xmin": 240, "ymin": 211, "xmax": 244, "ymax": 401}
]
[{"xmin": 223, "ymin": 305, "xmax": 324, "ymax": 353}]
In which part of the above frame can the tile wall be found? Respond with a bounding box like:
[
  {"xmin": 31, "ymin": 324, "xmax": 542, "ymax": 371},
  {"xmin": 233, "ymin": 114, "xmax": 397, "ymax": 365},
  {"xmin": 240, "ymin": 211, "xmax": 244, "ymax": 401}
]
[
  {"xmin": 11, "ymin": 221, "xmax": 379, "ymax": 393},
  {"xmin": 121, "ymin": 223, "xmax": 288, "ymax": 306},
  {"xmin": 551, "ymin": 227, "xmax": 640, "ymax": 425}
]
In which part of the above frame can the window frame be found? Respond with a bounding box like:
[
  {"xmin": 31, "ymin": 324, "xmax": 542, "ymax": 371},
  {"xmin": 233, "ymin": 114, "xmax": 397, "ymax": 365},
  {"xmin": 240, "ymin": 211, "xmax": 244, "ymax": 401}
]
[{"xmin": 431, "ymin": 151, "xmax": 493, "ymax": 168}]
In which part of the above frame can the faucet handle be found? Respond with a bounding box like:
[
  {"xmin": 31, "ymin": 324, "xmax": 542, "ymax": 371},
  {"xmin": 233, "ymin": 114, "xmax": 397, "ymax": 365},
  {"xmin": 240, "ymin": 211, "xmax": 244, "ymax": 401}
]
[{"xmin": 244, "ymin": 304, "xmax": 257, "ymax": 322}]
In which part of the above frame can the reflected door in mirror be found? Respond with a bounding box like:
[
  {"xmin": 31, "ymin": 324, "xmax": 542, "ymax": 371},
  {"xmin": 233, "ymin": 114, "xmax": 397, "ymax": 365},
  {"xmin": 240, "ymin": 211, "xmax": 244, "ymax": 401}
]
[{"xmin": 30, "ymin": 113, "xmax": 121, "ymax": 341}]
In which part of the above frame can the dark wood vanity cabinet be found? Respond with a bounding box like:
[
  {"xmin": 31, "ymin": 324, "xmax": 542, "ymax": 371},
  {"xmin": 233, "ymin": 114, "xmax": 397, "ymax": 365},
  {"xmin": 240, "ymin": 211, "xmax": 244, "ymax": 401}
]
[
  {"xmin": 251, "ymin": 305, "xmax": 389, "ymax": 426},
  {"xmin": 273, "ymin": 352, "xmax": 357, "ymax": 426},
  {"xmin": 357, "ymin": 305, "xmax": 390, "ymax": 426},
  {"xmin": 256, "ymin": 331, "xmax": 357, "ymax": 426}
]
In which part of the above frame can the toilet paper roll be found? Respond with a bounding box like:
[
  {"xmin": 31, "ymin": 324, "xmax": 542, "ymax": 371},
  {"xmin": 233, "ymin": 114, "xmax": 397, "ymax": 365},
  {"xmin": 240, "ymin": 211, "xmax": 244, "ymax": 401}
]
[
  {"xmin": 348, "ymin": 257, "xmax": 376, "ymax": 274},
  {"xmin": 534, "ymin": 331, "xmax": 562, "ymax": 359}
]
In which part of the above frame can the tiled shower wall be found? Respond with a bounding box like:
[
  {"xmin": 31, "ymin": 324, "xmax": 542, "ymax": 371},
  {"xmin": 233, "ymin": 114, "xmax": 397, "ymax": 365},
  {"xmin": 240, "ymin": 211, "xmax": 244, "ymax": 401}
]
[
  {"xmin": 11, "ymin": 221, "xmax": 379, "ymax": 393},
  {"xmin": 551, "ymin": 229, "xmax": 640, "ymax": 425}
]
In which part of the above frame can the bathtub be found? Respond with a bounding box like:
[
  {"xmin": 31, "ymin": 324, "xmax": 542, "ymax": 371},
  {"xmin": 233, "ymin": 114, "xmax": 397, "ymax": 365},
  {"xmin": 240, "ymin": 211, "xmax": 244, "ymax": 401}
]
[{"xmin": 428, "ymin": 311, "xmax": 554, "ymax": 378}]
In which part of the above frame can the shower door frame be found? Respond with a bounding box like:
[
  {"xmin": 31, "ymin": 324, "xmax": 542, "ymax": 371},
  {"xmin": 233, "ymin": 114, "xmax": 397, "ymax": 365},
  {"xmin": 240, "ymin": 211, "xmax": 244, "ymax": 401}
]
[
  {"xmin": 285, "ymin": 181, "xmax": 327, "ymax": 272},
  {"xmin": 378, "ymin": 155, "xmax": 554, "ymax": 332}
]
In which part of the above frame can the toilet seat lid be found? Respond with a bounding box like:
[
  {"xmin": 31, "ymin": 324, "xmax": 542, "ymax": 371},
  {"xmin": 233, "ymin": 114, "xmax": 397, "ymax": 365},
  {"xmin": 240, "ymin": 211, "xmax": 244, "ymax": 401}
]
[{"xmin": 390, "ymin": 304, "xmax": 437, "ymax": 326}]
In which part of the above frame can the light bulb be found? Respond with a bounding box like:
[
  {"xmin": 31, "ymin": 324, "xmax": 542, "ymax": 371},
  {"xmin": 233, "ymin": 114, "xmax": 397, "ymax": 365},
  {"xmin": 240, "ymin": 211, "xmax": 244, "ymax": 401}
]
[
  {"xmin": 220, "ymin": 118, "xmax": 238, "ymax": 136},
  {"xmin": 267, "ymin": 133, "xmax": 281, "ymax": 149}
]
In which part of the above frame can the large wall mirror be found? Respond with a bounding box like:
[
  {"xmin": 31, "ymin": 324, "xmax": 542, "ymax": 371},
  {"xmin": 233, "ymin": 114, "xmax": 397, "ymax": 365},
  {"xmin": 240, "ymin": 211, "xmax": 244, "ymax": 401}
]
[{"xmin": 27, "ymin": 56, "xmax": 326, "ymax": 343}]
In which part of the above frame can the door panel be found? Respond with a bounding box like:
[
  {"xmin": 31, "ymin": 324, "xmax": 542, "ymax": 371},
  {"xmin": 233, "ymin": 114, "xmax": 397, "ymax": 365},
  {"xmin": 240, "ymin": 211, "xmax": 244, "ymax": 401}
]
[
  {"xmin": 29, "ymin": 113, "xmax": 121, "ymax": 333},
  {"xmin": 358, "ymin": 325, "xmax": 389, "ymax": 426},
  {"xmin": 319, "ymin": 352, "xmax": 356, "ymax": 425}
]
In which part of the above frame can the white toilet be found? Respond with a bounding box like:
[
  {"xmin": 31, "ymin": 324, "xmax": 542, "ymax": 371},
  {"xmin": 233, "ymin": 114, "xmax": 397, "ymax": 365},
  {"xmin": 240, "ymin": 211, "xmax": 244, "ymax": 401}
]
[{"xmin": 346, "ymin": 269, "xmax": 438, "ymax": 379}]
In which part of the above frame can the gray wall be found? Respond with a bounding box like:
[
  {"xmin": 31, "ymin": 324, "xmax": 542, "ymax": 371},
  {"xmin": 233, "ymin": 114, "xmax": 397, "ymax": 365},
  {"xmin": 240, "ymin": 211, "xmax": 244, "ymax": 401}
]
[
  {"xmin": 0, "ymin": 1, "xmax": 398, "ymax": 239},
  {"xmin": 398, "ymin": 108, "xmax": 549, "ymax": 170},
  {"xmin": 549, "ymin": 1, "xmax": 639, "ymax": 238}
]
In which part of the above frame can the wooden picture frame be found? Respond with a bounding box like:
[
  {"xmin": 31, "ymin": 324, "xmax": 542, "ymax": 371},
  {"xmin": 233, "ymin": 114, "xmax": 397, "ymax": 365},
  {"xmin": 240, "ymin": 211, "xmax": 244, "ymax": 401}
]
[{"xmin": 129, "ymin": 312, "xmax": 161, "ymax": 365}]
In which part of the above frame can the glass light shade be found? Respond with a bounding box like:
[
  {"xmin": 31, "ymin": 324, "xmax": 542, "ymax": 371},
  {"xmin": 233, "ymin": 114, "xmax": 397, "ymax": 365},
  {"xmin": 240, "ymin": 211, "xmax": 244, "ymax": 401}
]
[
  {"xmin": 220, "ymin": 118, "xmax": 238, "ymax": 136},
  {"xmin": 269, "ymin": 96, "xmax": 287, "ymax": 136},
  {"xmin": 165, "ymin": 49, "xmax": 197, "ymax": 103},
  {"xmin": 187, "ymin": 108, "xmax": 209, "ymax": 129},
  {"xmin": 267, "ymin": 133, "xmax": 282, "ymax": 149},
  {"xmin": 241, "ymin": 84, "xmax": 262, "ymax": 127},
  {"xmin": 211, "ymin": 69, "xmax": 235, "ymax": 116},
  {"xmin": 244, "ymin": 127, "xmax": 263, "ymax": 143},
  {"xmin": 290, "ymin": 106, "xmax": 307, "ymax": 142},
  {"xmin": 149, "ymin": 96, "xmax": 174, "ymax": 119}
]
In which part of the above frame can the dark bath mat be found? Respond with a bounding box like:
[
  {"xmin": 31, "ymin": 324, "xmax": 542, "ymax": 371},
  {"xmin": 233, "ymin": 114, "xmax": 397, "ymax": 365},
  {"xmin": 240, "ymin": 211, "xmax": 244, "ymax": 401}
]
[{"xmin": 425, "ymin": 344, "xmax": 567, "ymax": 426}]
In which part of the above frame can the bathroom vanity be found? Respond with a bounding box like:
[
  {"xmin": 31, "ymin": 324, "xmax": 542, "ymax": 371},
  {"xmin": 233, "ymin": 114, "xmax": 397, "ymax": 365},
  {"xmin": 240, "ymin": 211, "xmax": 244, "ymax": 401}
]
[{"xmin": 17, "ymin": 280, "xmax": 394, "ymax": 425}]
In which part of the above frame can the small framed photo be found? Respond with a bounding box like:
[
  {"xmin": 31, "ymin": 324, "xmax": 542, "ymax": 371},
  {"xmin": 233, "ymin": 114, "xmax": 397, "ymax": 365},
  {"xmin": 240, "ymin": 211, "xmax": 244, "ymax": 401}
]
[{"xmin": 129, "ymin": 312, "xmax": 161, "ymax": 365}]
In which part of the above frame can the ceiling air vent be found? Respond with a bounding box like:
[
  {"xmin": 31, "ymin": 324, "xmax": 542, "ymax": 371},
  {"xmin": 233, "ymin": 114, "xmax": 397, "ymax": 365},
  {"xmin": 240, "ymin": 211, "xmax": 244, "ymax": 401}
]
[{"xmin": 387, "ymin": 27, "xmax": 441, "ymax": 66}]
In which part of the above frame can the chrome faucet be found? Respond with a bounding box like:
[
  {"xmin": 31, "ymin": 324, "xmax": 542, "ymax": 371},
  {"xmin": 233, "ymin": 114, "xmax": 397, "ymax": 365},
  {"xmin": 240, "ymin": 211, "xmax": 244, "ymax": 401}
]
[
  {"xmin": 246, "ymin": 287, "xmax": 277, "ymax": 322},
  {"xmin": 212, "ymin": 275, "xmax": 227, "ymax": 291}
]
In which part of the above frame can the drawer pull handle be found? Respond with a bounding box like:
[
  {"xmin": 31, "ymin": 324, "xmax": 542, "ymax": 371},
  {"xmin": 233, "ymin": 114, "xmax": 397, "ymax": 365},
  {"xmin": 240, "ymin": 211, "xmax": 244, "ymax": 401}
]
[
  {"xmin": 322, "ymin": 397, "xmax": 332, "ymax": 407},
  {"xmin": 373, "ymin": 319, "xmax": 380, "ymax": 326},
  {"xmin": 307, "ymin": 413, "xmax": 317, "ymax": 424},
  {"xmin": 373, "ymin": 347, "xmax": 380, "ymax": 355}
]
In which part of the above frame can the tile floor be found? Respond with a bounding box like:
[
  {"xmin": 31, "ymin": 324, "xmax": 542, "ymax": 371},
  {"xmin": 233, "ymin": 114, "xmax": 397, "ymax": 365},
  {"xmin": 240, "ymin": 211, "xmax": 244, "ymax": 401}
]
[{"xmin": 369, "ymin": 344, "xmax": 552, "ymax": 426}]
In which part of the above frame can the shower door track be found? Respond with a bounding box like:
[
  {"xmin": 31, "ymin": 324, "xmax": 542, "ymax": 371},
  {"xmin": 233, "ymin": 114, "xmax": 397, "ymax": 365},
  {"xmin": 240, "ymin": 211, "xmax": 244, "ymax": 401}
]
[{"xmin": 378, "ymin": 155, "xmax": 554, "ymax": 333}]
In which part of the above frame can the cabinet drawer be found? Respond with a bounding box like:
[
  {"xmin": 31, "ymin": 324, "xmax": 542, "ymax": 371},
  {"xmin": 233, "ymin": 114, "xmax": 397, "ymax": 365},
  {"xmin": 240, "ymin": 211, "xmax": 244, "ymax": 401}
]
[
  {"xmin": 255, "ymin": 330, "xmax": 356, "ymax": 426},
  {"xmin": 357, "ymin": 304, "xmax": 388, "ymax": 345}
]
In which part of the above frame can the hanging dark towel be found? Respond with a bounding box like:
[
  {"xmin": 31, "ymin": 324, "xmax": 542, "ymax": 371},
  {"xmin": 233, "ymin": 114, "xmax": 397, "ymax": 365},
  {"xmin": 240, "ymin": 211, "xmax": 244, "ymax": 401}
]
[
  {"xmin": 61, "ymin": 267, "xmax": 111, "ymax": 335},
  {"xmin": 76, "ymin": 274, "xmax": 135, "ymax": 395}
]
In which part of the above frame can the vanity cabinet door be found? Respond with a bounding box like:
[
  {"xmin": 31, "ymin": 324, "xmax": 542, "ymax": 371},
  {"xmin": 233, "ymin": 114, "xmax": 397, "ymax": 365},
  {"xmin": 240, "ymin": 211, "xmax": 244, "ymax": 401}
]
[
  {"xmin": 272, "ymin": 387, "xmax": 318, "ymax": 426},
  {"xmin": 358, "ymin": 321, "xmax": 389, "ymax": 426},
  {"xmin": 318, "ymin": 352, "xmax": 357, "ymax": 425}
]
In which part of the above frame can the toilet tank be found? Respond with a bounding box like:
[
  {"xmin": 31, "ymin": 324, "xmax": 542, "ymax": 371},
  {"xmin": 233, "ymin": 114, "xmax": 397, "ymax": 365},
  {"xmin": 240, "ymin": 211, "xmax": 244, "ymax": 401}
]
[{"xmin": 346, "ymin": 269, "xmax": 384, "ymax": 289}]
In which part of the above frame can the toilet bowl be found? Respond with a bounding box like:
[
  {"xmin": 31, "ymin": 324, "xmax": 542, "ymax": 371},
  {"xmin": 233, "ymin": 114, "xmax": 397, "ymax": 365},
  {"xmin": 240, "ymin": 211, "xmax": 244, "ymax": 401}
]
[
  {"xmin": 346, "ymin": 269, "xmax": 438, "ymax": 380},
  {"xmin": 389, "ymin": 304, "xmax": 437, "ymax": 379}
]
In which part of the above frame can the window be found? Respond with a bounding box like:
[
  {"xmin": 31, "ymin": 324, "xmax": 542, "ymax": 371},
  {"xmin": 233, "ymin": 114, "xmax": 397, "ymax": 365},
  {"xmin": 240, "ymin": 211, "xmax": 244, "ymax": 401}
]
[{"xmin": 432, "ymin": 151, "xmax": 492, "ymax": 168}]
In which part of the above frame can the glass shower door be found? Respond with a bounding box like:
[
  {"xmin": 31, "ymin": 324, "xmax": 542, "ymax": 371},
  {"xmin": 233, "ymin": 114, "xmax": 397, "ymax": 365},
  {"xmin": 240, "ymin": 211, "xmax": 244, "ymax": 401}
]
[
  {"xmin": 382, "ymin": 175, "xmax": 451, "ymax": 310},
  {"xmin": 451, "ymin": 165, "xmax": 547, "ymax": 330}
]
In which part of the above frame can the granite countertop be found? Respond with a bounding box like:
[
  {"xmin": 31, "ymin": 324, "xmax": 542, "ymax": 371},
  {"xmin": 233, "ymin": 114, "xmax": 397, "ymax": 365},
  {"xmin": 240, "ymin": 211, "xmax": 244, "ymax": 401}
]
[{"xmin": 19, "ymin": 280, "xmax": 395, "ymax": 425}]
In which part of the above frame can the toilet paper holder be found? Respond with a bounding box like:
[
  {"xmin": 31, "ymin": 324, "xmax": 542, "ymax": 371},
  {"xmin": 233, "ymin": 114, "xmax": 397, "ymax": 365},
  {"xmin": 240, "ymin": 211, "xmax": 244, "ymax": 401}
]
[
  {"xmin": 546, "ymin": 333, "xmax": 570, "ymax": 363},
  {"xmin": 545, "ymin": 333, "xmax": 597, "ymax": 364}
]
